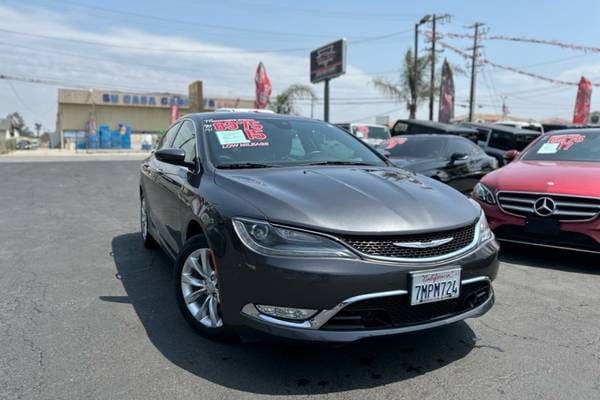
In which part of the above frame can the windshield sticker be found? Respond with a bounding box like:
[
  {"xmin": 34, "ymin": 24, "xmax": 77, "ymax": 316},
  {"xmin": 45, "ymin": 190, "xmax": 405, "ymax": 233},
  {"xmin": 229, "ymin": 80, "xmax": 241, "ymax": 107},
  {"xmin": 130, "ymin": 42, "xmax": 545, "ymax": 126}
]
[
  {"xmin": 356, "ymin": 125, "xmax": 370, "ymax": 138},
  {"xmin": 385, "ymin": 137, "xmax": 407, "ymax": 149},
  {"xmin": 215, "ymin": 130, "xmax": 250, "ymax": 146},
  {"xmin": 537, "ymin": 142, "xmax": 559, "ymax": 154},
  {"xmin": 212, "ymin": 119, "xmax": 266, "ymax": 141},
  {"xmin": 547, "ymin": 134, "xmax": 585, "ymax": 150}
]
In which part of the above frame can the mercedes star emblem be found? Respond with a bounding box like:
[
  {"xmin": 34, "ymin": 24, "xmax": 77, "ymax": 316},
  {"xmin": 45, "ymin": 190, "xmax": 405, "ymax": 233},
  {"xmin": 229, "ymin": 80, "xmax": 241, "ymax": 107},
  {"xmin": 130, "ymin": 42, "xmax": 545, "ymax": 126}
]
[{"xmin": 534, "ymin": 197, "xmax": 556, "ymax": 217}]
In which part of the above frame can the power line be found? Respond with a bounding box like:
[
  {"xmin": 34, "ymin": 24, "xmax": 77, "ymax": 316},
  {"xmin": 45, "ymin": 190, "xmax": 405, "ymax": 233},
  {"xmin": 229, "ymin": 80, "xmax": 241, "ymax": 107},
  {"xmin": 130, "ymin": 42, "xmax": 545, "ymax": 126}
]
[
  {"xmin": 16, "ymin": 0, "xmax": 334, "ymax": 40},
  {"xmin": 445, "ymin": 32, "xmax": 600, "ymax": 54},
  {"xmin": 0, "ymin": 27, "xmax": 411, "ymax": 55},
  {"xmin": 203, "ymin": 0, "xmax": 420, "ymax": 21},
  {"xmin": 439, "ymin": 40, "xmax": 600, "ymax": 87}
]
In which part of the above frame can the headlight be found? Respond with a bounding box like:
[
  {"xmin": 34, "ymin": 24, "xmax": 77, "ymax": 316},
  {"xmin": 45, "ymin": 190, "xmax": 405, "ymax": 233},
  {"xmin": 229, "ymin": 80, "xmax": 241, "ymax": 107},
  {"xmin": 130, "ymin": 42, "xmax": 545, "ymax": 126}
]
[
  {"xmin": 232, "ymin": 218, "xmax": 357, "ymax": 258},
  {"xmin": 478, "ymin": 211, "xmax": 494, "ymax": 243},
  {"xmin": 473, "ymin": 182, "xmax": 496, "ymax": 205}
]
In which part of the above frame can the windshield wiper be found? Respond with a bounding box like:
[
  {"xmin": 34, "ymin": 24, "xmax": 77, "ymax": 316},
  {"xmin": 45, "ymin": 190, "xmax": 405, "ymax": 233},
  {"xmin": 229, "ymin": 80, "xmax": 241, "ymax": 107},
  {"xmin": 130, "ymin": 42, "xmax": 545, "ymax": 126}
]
[
  {"xmin": 304, "ymin": 161, "xmax": 378, "ymax": 166},
  {"xmin": 217, "ymin": 162, "xmax": 280, "ymax": 169}
]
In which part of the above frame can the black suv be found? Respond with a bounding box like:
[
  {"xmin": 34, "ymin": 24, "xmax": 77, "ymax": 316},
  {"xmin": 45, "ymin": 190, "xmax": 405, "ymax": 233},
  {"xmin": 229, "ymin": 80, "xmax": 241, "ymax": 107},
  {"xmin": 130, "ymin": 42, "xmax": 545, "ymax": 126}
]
[
  {"xmin": 461, "ymin": 122, "xmax": 540, "ymax": 166},
  {"xmin": 140, "ymin": 112, "xmax": 499, "ymax": 342}
]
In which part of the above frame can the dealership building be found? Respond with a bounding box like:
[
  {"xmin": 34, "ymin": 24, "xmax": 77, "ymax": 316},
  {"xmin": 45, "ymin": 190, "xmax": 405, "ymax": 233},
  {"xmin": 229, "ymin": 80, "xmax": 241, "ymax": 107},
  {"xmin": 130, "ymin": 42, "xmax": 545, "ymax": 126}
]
[{"xmin": 57, "ymin": 81, "xmax": 255, "ymax": 149}]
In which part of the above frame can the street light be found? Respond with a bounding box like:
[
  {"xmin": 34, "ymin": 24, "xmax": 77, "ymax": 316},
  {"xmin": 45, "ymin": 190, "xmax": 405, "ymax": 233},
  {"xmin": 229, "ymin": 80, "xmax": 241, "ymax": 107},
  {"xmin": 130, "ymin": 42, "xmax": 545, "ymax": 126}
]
[{"xmin": 412, "ymin": 14, "xmax": 432, "ymax": 119}]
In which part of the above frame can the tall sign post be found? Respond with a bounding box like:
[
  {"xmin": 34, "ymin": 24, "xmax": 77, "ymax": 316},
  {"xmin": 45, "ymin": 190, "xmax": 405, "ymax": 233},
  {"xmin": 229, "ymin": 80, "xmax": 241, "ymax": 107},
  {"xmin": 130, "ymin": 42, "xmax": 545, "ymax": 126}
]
[{"xmin": 310, "ymin": 39, "xmax": 347, "ymax": 122}]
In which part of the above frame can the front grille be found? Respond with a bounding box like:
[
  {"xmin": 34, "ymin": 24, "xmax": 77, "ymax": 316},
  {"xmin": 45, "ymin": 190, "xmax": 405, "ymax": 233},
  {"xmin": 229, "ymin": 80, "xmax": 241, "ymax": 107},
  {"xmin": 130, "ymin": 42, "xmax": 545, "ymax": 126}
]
[
  {"xmin": 495, "ymin": 225, "xmax": 600, "ymax": 253},
  {"xmin": 340, "ymin": 223, "xmax": 477, "ymax": 260},
  {"xmin": 322, "ymin": 280, "xmax": 491, "ymax": 330},
  {"xmin": 497, "ymin": 192, "xmax": 600, "ymax": 221}
]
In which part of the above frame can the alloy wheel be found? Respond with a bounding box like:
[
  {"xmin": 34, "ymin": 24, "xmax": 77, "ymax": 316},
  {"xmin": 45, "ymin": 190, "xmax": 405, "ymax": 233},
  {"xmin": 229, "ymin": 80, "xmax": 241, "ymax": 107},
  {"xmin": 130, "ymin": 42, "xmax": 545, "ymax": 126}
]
[{"xmin": 180, "ymin": 248, "xmax": 223, "ymax": 328}]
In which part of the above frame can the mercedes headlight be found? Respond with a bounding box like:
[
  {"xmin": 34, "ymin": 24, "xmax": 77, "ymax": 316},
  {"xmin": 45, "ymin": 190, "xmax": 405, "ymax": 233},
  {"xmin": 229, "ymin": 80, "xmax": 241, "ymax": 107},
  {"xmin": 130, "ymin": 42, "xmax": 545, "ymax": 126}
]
[
  {"xmin": 232, "ymin": 218, "xmax": 357, "ymax": 258},
  {"xmin": 473, "ymin": 182, "xmax": 496, "ymax": 205},
  {"xmin": 478, "ymin": 211, "xmax": 494, "ymax": 244}
]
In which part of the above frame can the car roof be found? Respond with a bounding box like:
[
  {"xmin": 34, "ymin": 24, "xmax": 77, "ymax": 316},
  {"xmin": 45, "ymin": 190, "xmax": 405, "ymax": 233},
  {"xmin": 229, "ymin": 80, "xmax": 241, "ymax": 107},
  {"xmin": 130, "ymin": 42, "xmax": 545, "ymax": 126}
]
[
  {"xmin": 462, "ymin": 122, "xmax": 540, "ymax": 135},
  {"xmin": 395, "ymin": 119, "xmax": 479, "ymax": 133},
  {"xmin": 182, "ymin": 111, "xmax": 313, "ymax": 123},
  {"xmin": 542, "ymin": 128, "xmax": 600, "ymax": 135}
]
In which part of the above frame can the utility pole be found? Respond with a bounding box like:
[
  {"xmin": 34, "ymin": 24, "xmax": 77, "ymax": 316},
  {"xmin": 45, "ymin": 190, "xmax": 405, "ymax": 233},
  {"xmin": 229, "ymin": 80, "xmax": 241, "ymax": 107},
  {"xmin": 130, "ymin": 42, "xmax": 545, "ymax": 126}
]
[
  {"xmin": 428, "ymin": 14, "xmax": 452, "ymax": 121},
  {"xmin": 323, "ymin": 79, "xmax": 330, "ymax": 122},
  {"xmin": 413, "ymin": 15, "xmax": 431, "ymax": 119},
  {"xmin": 468, "ymin": 22, "xmax": 485, "ymax": 122}
]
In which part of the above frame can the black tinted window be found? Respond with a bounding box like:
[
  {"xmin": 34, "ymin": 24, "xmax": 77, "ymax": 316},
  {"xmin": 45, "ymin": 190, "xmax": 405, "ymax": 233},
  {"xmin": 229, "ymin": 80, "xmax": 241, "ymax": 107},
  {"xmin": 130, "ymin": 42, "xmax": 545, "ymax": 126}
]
[
  {"xmin": 173, "ymin": 120, "xmax": 197, "ymax": 163},
  {"xmin": 386, "ymin": 137, "xmax": 446, "ymax": 159},
  {"xmin": 488, "ymin": 131, "xmax": 514, "ymax": 150},
  {"xmin": 159, "ymin": 122, "xmax": 181, "ymax": 150},
  {"xmin": 446, "ymin": 138, "xmax": 476, "ymax": 157}
]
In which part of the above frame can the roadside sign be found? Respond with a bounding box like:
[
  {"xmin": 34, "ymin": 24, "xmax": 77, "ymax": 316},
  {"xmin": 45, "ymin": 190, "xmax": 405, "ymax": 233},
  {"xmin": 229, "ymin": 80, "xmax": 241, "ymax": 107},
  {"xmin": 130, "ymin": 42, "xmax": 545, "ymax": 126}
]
[{"xmin": 310, "ymin": 39, "xmax": 347, "ymax": 84}]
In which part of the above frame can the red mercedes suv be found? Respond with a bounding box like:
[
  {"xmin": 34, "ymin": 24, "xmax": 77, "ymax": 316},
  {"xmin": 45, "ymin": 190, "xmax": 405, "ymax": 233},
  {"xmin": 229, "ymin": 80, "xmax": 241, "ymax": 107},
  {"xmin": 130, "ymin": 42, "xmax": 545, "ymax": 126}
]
[{"xmin": 472, "ymin": 129, "xmax": 600, "ymax": 254}]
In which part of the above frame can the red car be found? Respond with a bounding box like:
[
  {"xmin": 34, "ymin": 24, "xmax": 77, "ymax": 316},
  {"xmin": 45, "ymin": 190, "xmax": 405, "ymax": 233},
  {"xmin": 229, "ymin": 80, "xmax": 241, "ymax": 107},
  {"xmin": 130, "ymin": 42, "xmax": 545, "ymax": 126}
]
[{"xmin": 472, "ymin": 129, "xmax": 600, "ymax": 254}]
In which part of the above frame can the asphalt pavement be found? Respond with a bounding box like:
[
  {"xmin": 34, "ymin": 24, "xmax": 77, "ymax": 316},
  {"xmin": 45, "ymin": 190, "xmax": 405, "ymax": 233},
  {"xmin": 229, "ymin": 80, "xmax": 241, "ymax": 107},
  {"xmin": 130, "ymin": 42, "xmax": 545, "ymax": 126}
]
[{"xmin": 1, "ymin": 158, "xmax": 599, "ymax": 400}]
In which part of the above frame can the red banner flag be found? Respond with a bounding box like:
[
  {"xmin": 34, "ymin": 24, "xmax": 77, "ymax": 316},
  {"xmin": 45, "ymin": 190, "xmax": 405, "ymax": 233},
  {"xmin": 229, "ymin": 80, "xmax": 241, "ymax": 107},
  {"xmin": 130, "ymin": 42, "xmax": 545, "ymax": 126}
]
[
  {"xmin": 573, "ymin": 76, "xmax": 592, "ymax": 124},
  {"xmin": 170, "ymin": 104, "xmax": 179, "ymax": 124},
  {"xmin": 438, "ymin": 59, "xmax": 455, "ymax": 123},
  {"xmin": 254, "ymin": 62, "xmax": 272, "ymax": 109}
]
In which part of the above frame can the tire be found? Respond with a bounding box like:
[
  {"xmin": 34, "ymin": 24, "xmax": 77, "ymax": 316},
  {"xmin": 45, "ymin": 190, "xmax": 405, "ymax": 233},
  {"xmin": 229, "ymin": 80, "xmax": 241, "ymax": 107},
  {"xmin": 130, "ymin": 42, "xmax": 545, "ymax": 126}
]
[
  {"xmin": 140, "ymin": 194, "xmax": 157, "ymax": 249},
  {"xmin": 175, "ymin": 235, "xmax": 231, "ymax": 339}
]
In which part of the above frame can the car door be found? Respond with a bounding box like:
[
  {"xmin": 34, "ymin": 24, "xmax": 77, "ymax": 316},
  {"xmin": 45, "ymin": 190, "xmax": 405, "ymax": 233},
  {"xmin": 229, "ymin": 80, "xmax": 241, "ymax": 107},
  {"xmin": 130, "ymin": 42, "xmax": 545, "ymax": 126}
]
[
  {"xmin": 154, "ymin": 119, "xmax": 197, "ymax": 253},
  {"xmin": 142, "ymin": 122, "xmax": 181, "ymax": 244}
]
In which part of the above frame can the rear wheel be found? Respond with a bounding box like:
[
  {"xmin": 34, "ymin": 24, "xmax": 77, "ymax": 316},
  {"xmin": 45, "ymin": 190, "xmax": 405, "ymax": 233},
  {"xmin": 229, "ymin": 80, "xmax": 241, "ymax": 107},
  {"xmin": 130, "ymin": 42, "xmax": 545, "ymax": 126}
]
[
  {"xmin": 140, "ymin": 195, "xmax": 157, "ymax": 248},
  {"xmin": 175, "ymin": 235, "xmax": 230, "ymax": 338}
]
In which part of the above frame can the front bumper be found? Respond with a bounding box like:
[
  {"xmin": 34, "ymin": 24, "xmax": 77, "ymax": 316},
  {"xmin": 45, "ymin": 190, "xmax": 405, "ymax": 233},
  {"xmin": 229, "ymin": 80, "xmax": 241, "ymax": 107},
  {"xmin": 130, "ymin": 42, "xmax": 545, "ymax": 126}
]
[
  {"xmin": 477, "ymin": 200, "xmax": 600, "ymax": 254},
  {"xmin": 217, "ymin": 235, "xmax": 499, "ymax": 342}
]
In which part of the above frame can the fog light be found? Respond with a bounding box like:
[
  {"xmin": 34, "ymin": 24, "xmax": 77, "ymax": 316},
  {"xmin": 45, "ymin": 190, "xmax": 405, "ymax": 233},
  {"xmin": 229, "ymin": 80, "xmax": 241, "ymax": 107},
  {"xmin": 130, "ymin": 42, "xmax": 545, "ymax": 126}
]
[{"xmin": 255, "ymin": 304, "xmax": 318, "ymax": 321}]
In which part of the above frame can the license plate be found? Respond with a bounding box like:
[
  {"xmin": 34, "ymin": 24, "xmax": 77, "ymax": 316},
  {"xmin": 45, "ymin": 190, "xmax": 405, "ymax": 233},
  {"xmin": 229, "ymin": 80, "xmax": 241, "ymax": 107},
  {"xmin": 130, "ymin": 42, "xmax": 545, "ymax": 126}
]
[
  {"xmin": 525, "ymin": 218, "xmax": 560, "ymax": 237},
  {"xmin": 410, "ymin": 268, "xmax": 461, "ymax": 305}
]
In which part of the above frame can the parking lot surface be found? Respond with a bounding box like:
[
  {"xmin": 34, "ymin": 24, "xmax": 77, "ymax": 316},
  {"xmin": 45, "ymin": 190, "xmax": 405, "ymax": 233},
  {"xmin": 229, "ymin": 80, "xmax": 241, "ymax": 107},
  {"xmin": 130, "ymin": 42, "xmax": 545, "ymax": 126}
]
[{"xmin": 1, "ymin": 159, "xmax": 599, "ymax": 400}]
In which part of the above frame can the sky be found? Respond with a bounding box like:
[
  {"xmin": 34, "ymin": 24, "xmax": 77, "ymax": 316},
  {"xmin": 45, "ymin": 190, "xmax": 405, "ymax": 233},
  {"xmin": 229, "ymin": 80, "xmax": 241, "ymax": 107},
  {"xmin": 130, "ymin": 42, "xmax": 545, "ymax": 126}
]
[{"xmin": 2, "ymin": 0, "xmax": 600, "ymax": 132}]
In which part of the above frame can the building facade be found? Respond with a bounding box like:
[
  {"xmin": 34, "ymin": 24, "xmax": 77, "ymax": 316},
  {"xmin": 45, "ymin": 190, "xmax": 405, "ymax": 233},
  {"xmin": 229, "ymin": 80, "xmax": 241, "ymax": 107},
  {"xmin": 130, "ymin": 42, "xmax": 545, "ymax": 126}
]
[{"xmin": 57, "ymin": 84, "xmax": 255, "ymax": 149}]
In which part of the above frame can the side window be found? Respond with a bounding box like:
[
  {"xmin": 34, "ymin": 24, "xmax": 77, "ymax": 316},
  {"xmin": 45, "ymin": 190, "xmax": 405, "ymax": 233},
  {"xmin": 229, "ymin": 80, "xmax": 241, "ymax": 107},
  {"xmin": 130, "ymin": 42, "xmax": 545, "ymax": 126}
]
[
  {"xmin": 158, "ymin": 122, "xmax": 181, "ymax": 150},
  {"xmin": 447, "ymin": 138, "xmax": 476, "ymax": 157},
  {"xmin": 489, "ymin": 131, "xmax": 514, "ymax": 150},
  {"xmin": 172, "ymin": 120, "xmax": 197, "ymax": 164}
]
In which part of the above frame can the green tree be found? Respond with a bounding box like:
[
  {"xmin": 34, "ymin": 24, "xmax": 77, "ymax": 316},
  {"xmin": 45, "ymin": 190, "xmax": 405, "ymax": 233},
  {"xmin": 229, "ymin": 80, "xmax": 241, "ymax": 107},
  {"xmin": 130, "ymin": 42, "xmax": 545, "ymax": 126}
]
[
  {"xmin": 372, "ymin": 49, "xmax": 432, "ymax": 119},
  {"xmin": 270, "ymin": 84, "xmax": 317, "ymax": 115},
  {"xmin": 7, "ymin": 112, "xmax": 32, "ymax": 137},
  {"xmin": 34, "ymin": 122, "xmax": 42, "ymax": 137},
  {"xmin": 372, "ymin": 50, "xmax": 464, "ymax": 119}
]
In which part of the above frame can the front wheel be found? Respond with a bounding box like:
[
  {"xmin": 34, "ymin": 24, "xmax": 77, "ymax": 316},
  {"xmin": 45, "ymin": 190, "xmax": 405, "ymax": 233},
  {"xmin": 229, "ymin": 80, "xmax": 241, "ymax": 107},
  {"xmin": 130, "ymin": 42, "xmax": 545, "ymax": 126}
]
[{"xmin": 175, "ymin": 235, "xmax": 230, "ymax": 339}]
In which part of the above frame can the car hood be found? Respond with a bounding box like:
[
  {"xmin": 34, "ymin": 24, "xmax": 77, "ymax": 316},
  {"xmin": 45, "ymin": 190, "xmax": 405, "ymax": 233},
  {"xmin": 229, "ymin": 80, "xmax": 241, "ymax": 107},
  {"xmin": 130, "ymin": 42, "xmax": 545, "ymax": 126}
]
[
  {"xmin": 215, "ymin": 166, "xmax": 479, "ymax": 235},
  {"xmin": 389, "ymin": 157, "xmax": 441, "ymax": 174},
  {"xmin": 482, "ymin": 160, "xmax": 600, "ymax": 197}
]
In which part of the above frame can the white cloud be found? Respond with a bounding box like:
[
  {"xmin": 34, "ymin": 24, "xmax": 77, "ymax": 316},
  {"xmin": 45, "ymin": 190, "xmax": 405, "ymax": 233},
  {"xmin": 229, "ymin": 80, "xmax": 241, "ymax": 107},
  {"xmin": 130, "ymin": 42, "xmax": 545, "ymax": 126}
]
[{"xmin": 0, "ymin": 4, "xmax": 401, "ymax": 131}]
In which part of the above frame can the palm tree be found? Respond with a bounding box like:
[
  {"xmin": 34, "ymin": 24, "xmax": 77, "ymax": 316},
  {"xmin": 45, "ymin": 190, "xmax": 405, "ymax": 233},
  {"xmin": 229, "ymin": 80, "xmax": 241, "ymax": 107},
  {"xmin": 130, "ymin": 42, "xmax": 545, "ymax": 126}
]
[
  {"xmin": 270, "ymin": 84, "xmax": 317, "ymax": 115},
  {"xmin": 372, "ymin": 49, "xmax": 432, "ymax": 119}
]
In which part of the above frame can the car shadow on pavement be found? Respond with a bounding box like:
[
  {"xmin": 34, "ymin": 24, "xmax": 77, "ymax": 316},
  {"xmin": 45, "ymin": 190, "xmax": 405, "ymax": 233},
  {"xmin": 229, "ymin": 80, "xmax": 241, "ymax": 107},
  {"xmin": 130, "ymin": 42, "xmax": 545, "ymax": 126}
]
[
  {"xmin": 105, "ymin": 233, "xmax": 478, "ymax": 395},
  {"xmin": 499, "ymin": 242, "xmax": 600, "ymax": 275}
]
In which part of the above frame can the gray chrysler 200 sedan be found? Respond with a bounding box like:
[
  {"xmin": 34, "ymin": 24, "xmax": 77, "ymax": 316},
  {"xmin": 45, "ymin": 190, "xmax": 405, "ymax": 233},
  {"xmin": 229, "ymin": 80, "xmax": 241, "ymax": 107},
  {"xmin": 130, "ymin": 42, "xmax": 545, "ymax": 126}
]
[{"xmin": 139, "ymin": 112, "xmax": 499, "ymax": 343}]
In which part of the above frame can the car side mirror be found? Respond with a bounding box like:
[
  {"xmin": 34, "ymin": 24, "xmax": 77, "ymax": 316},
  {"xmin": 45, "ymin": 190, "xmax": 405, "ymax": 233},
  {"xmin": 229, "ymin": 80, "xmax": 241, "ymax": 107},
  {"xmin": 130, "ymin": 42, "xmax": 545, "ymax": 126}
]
[
  {"xmin": 449, "ymin": 152, "xmax": 469, "ymax": 163},
  {"xmin": 504, "ymin": 149, "xmax": 520, "ymax": 162},
  {"xmin": 155, "ymin": 148, "xmax": 195, "ymax": 169}
]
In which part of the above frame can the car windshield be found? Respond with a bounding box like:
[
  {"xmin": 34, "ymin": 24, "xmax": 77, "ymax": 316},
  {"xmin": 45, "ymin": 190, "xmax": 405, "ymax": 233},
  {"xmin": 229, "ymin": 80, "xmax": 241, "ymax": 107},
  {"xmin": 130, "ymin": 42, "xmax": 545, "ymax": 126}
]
[
  {"xmin": 351, "ymin": 125, "xmax": 391, "ymax": 140},
  {"xmin": 521, "ymin": 131, "xmax": 600, "ymax": 162},
  {"xmin": 203, "ymin": 116, "xmax": 387, "ymax": 168},
  {"xmin": 385, "ymin": 137, "xmax": 446, "ymax": 159}
]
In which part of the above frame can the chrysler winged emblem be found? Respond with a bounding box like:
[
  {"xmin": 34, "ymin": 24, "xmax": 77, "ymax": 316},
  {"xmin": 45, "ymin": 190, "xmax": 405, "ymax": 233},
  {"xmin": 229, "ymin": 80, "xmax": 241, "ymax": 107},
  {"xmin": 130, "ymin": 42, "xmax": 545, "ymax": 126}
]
[
  {"xmin": 393, "ymin": 237, "xmax": 454, "ymax": 249},
  {"xmin": 534, "ymin": 197, "xmax": 556, "ymax": 217}
]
